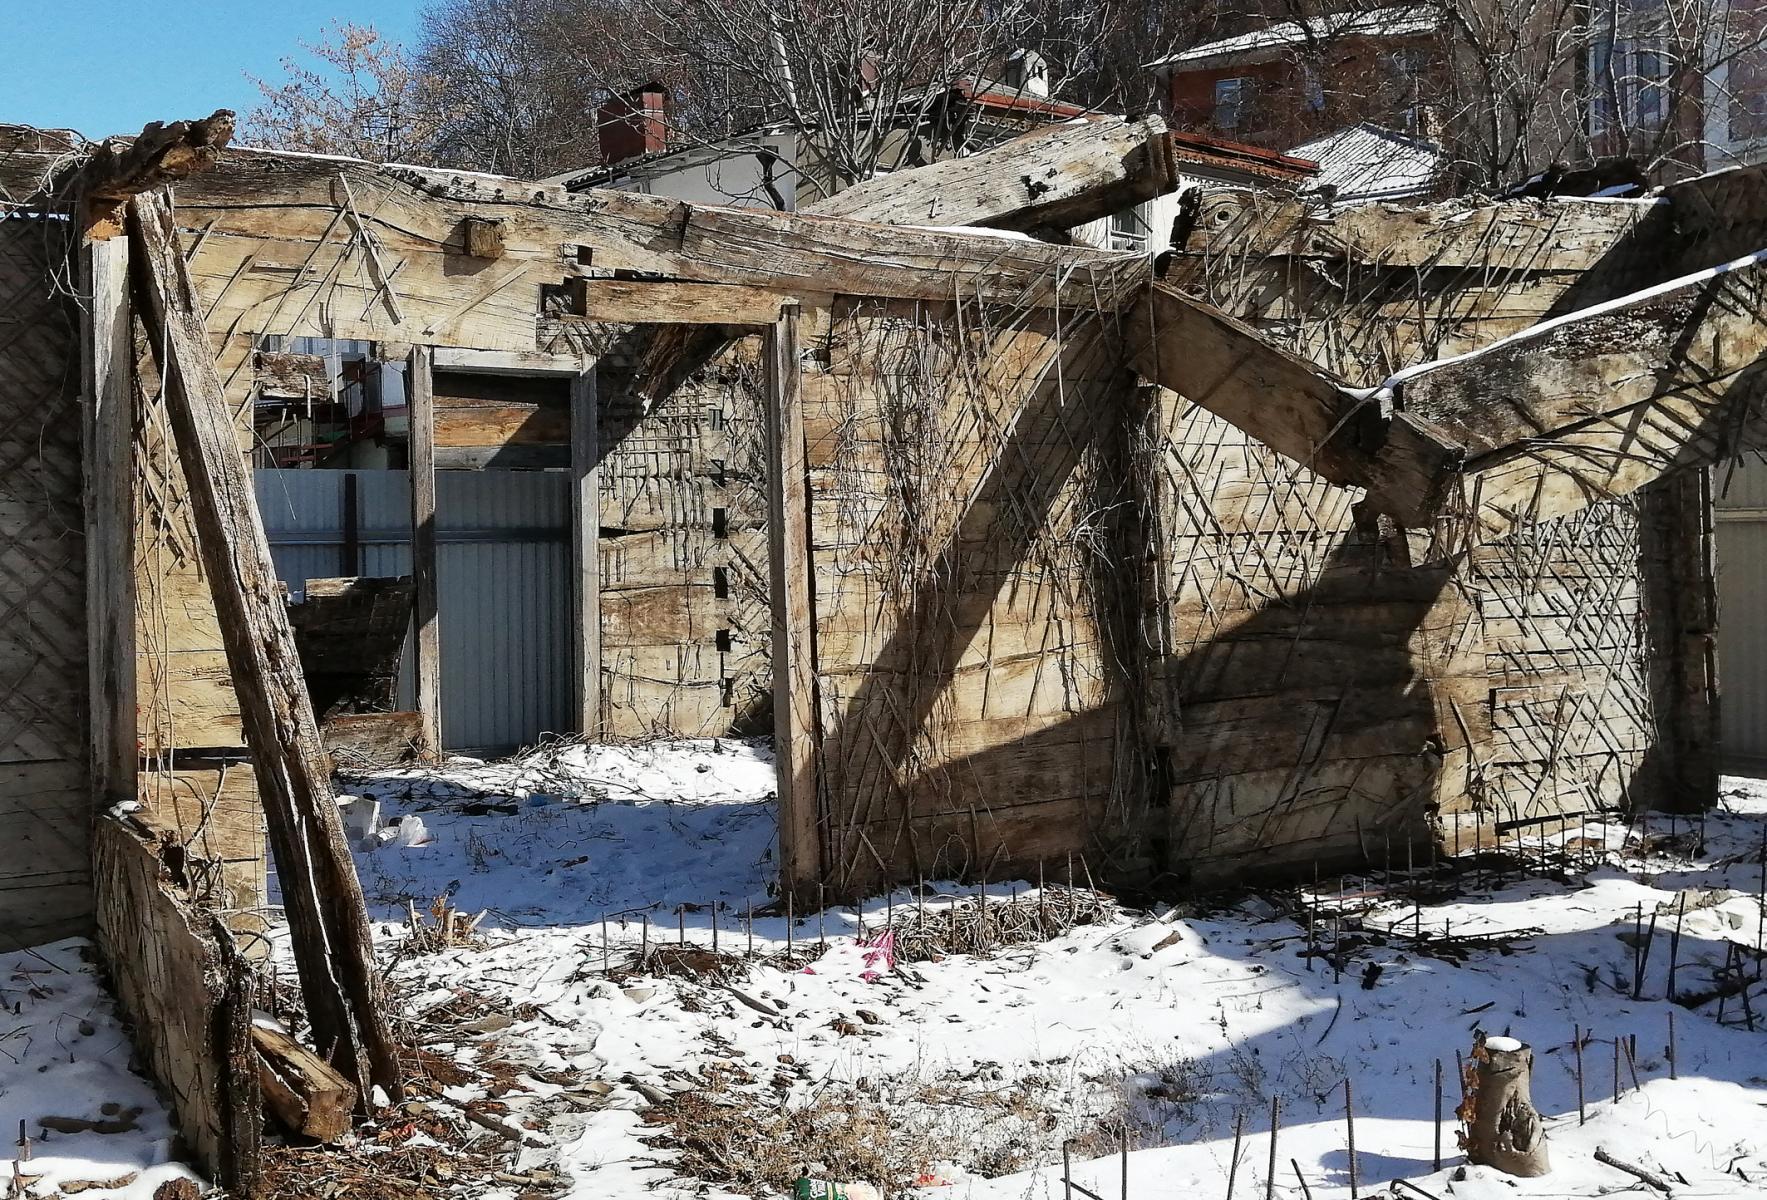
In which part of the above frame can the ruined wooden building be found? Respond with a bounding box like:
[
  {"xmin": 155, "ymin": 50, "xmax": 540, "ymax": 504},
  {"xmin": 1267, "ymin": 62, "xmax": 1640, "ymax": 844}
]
[{"xmin": 1, "ymin": 103, "xmax": 1761, "ymax": 1185}]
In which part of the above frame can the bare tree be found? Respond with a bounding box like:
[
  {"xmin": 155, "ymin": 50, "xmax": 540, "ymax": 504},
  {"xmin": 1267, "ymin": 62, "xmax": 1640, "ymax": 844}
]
[
  {"xmin": 244, "ymin": 22, "xmax": 449, "ymax": 163},
  {"xmin": 415, "ymin": 0, "xmax": 617, "ymax": 177},
  {"xmin": 1024, "ymin": 0, "xmax": 1228, "ymax": 116},
  {"xmin": 1188, "ymin": 0, "xmax": 1767, "ymax": 192},
  {"xmin": 633, "ymin": 0, "xmax": 1067, "ymax": 199}
]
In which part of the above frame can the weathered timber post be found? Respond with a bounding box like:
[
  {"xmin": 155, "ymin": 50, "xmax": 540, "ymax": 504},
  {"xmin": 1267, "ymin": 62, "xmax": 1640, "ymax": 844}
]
[
  {"xmin": 1461, "ymin": 1035, "xmax": 1548, "ymax": 1177},
  {"xmin": 128, "ymin": 188, "xmax": 402, "ymax": 1104},
  {"xmin": 765, "ymin": 302, "xmax": 824, "ymax": 898},
  {"xmin": 570, "ymin": 365, "xmax": 602, "ymax": 738},
  {"xmin": 407, "ymin": 345, "xmax": 442, "ymax": 760}
]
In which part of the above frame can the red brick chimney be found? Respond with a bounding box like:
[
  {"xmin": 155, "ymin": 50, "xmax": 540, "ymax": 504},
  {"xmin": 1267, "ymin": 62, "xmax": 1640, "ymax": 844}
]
[{"xmin": 598, "ymin": 83, "xmax": 669, "ymax": 165}]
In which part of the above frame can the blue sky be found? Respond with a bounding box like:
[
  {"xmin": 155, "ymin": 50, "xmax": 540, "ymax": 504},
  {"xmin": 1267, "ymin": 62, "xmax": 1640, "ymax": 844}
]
[{"xmin": 0, "ymin": 0, "xmax": 423, "ymax": 139}]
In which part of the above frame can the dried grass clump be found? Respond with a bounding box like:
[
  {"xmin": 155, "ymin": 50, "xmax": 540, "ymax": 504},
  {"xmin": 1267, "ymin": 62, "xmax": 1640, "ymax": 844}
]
[
  {"xmin": 398, "ymin": 895, "xmax": 488, "ymax": 956},
  {"xmin": 884, "ymin": 885, "xmax": 1116, "ymax": 962},
  {"xmin": 626, "ymin": 944, "xmax": 750, "ymax": 983},
  {"xmin": 644, "ymin": 1058, "xmax": 1156, "ymax": 1195},
  {"xmin": 645, "ymin": 1078, "xmax": 965, "ymax": 1196}
]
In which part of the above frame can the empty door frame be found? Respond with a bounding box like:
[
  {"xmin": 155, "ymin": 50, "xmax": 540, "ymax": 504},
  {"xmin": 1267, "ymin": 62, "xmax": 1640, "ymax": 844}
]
[
  {"xmin": 406, "ymin": 346, "xmax": 600, "ymax": 748},
  {"xmin": 416, "ymin": 317, "xmax": 824, "ymax": 892}
]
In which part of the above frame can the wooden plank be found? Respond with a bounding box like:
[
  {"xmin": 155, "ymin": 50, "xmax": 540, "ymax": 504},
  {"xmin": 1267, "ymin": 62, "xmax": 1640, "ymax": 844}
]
[
  {"xmin": 138, "ymin": 650, "xmax": 246, "ymax": 751},
  {"xmin": 92, "ymin": 817, "xmax": 261, "ymax": 1193},
  {"xmin": 432, "ymin": 347, "xmax": 585, "ymax": 375},
  {"xmin": 557, "ymin": 279, "xmax": 805, "ymax": 325},
  {"xmin": 1127, "ymin": 280, "xmax": 1465, "ymax": 509},
  {"xmin": 434, "ymin": 443, "xmax": 568, "ymax": 470},
  {"xmin": 254, "ymin": 1022, "xmax": 356, "ymax": 1142},
  {"xmin": 765, "ymin": 304, "xmax": 823, "ymax": 896},
  {"xmin": 809, "ymin": 115, "xmax": 1177, "ymax": 233},
  {"xmin": 572, "ymin": 367, "xmax": 602, "ymax": 736},
  {"xmin": 136, "ymin": 760, "xmax": 267, "ymax": 874},
  {"xmin": 128, "ymin": 188, "xmax": 401, "ymax": 1103},
  {"xmin": 82, "ymin": 230, "xmax": 136, "ymax": 807},
  {"xmin": 435, "ymin": 405, "xmax": 570, "ymax": 448},
  {"xmin": 323, "ymin": 711, "xmax": 424, "ymax": 767},
  {"xmin": 409, "ymin": 345, "xmax": 442, "ymax": 758}
]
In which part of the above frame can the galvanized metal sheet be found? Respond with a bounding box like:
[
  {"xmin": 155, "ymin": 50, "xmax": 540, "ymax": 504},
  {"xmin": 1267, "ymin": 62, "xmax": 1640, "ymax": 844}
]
[{"xmin": 255, "ymin": 469, "xmax": 572, "ymax": 754}]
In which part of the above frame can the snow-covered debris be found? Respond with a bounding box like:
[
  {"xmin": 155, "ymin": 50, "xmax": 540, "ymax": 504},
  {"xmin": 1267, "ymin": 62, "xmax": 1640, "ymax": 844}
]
[{"xmin": 266, "ymin": 743, "xmax": 1767, "ymax": 1200}]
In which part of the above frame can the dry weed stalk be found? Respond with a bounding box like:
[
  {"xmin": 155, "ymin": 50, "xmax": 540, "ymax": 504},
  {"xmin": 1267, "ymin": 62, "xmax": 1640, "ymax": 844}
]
[{"xmin": 882, "ymin": 885, "xmax": 1116, "ymax": 961}]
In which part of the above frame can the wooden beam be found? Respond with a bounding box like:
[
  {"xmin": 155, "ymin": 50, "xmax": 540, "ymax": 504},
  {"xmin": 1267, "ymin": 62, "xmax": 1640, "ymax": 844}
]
[
  {"xmin": 558, "ymin": 279, "xmax": 808, "ymax": 326},
  {"xmin": 1658, "ymin": 160, "xmax": 1767, "ymax": 274},
  {"xmin": 1375, "ymin": 249, "xmax": 1767, "ymax": 545},
  {"xmin": 408, "ymin": 345, "xmax": 442, "ymax": 759},
  {"xmin": 806, "ymin": 115, "xmax": 1179, "ymax": 234},
  {"xmin": 765, "ymin": 303, "xmax": 822, "ymax": 896},
  {"xmin": 1125, "ymin": 279, "xmax": 1464, "ymax": 507},
  {"xmin": 254, "ymin": 1022, "xmax": 356, "ymax": 1143},
  {"xmin": 127, "ymin": 189, "xmax": 401, "ymax": 1102},
  {"xmin": 146, "ymin": 149, "xmax": 1148, "ymax": 357},
  {"xmin": 78, "ymin": 111, "xmax": 235, "ymax": 204},
  {"xmin": 81, "ymin": 231, "xmax": 136, "ymax": 807},
  {"xmin": 432, "ymin": 347, "xmax": 585, "ymax": 375},
  {"xmin": 1169, "ymin": 189, "xmax": 1655, "ymax": 275},
  {"xmin": 571, "ymin": 367, "xmax": 602, "ymax": 738}
]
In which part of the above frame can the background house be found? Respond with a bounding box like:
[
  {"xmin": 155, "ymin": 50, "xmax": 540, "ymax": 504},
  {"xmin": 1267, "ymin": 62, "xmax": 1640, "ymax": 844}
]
[
  {"xmin": 1149, "ymin": 6, "xmax": 1443, "ymax": 151},
  {"xmin": 553, "ymin": 58, "xmax": 1088, "ymax": 209}
]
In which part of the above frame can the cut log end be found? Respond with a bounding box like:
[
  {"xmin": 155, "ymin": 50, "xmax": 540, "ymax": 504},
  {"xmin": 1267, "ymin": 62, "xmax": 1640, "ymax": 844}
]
[{"xmin": 253, "ymin": 1023, "xmax": 356, "ymax": 1143}]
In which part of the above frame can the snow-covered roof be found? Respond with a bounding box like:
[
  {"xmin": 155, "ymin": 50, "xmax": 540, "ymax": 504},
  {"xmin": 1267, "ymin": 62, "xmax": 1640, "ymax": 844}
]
[
  {"xmin": 1147, "ymin": 6, "xmax": 1438, "ymax": 69},
  {"xmin": 1287, "ymin": 121, "xmax": 1447, "ymax": 202}
]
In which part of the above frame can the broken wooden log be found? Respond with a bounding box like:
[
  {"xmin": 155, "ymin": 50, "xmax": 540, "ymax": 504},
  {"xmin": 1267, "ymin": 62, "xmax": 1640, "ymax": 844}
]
[
  {"xmin": 253, "ymin": 1022, "xmax": 356, "ymax": 1143},
  {"xmin": 68, "ymin": 111, "xmax": 235, "ymax": 231},
  {"xmin": 128, "ymin": 187, "xmax": 402, "ymax": 1105},
  {"xmin": 1370, "ymin": 246, "xmax": 1767, "ymax": 546},
  {"xmin": 807, "ymin": 115, "xmax": 1178, "ymax": 234},
  {"xmin": 1461, "ymin": 1036, "xmax": 1549, "ymax": 1178}
]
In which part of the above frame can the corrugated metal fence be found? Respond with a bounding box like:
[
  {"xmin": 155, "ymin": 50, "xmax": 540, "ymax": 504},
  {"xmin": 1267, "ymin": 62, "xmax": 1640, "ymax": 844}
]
[
  {"xmin": 1715, "ymin": 460, "xmax": 1767, "ymax": 766},
  {"xmin": 254, "ymin": 469, "xmax": 573, "ymax": 755}
]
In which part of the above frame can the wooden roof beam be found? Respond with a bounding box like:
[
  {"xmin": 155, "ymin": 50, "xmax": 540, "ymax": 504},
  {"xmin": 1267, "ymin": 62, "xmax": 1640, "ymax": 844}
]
[
  {"xmin": 171, "ymin": 148, "xmax": 1150, "ymax": 315},
  {"xmin": 1363, "ymin": 246, "xmax": 1767, "ymax": 549},
  {"xmin": 1125, "ymin": 279, "xmax": 1465, "ymax": 502},
  {"xmin": 807, "ymin": 114, "xmax": 1179, "ymax": 235}
]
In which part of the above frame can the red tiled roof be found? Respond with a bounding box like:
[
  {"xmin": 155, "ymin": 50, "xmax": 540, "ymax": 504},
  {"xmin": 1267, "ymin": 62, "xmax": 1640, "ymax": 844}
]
[{"xmin": 1168, "ymin": 130, "xmax": 1319, "ymax": 180}]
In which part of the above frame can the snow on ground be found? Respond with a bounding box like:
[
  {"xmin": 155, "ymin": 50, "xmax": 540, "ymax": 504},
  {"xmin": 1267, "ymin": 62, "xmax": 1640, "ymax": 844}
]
[
  {"xmin": 0, "ymin": 940, "xmax": 205, "ymax": 1199},
  {"xmin": 342, "ymin": 738, "xmax": 779, "ymax": 928},
  {"xmin": 313, "ymin": 746, "xmax": 1767, "ymax": 1200},
  {"xmin": 14, "ymin": 741, "xmax": 1761, "ymax": 1200}
]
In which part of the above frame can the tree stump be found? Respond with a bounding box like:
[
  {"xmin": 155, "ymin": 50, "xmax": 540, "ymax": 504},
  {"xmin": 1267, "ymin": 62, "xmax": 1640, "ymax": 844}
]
[{"xmin": 1460, "ymin": 1035, "xmax": 1550, "ymax": 1177}]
